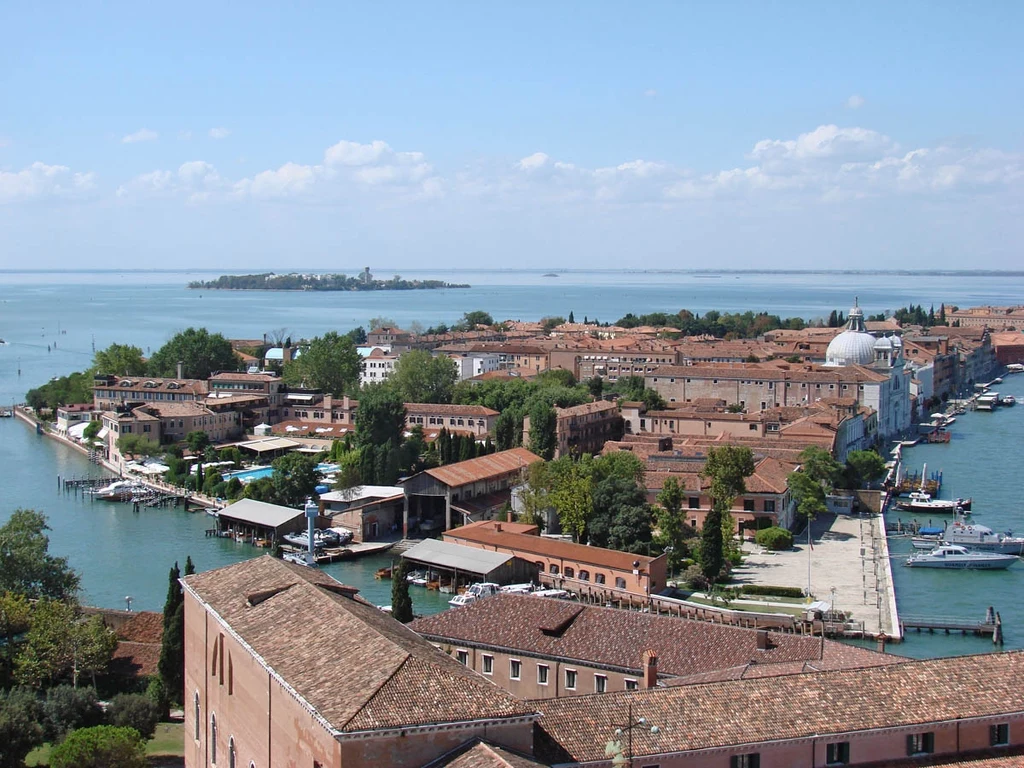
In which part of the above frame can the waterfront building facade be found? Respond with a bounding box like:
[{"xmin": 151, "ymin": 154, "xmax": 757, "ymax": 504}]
[{"xmin": 93, "ymin": 374, "xmax": 208, "ymax": 411}]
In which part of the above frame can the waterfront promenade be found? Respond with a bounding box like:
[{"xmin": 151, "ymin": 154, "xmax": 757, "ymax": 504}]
[{"xmin": 733, "ymin": 511, "xmax": 900, "ymax": 640}]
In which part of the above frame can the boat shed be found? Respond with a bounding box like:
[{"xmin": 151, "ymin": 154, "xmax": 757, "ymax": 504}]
[
  {"xmin": 401, "ymin": 539, "xmax": 537, "ymax": 586},
  {"xmin": 215, "ymin": 498, "xmax": 311, "ymax": 543},
  {"xmin": 399, "ymin": 447, "xmax": 543, "ymax": 534}
]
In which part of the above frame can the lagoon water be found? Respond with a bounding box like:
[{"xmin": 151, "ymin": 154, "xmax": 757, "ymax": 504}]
[{"xmin": 1, "ymin": 269, "xmax": 1023, "ymax": 654}]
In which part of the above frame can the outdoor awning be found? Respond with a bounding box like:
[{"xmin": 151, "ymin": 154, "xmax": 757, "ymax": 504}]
[
  {"xmin": 402, "ymin": 539, "xmax": 513, "ymax": 576},
  {"xmin": 237, "ymin": 437, "xmax": 302, "ymax": 453}
]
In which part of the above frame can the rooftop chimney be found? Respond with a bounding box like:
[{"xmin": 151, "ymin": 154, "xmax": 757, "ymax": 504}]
[
  {"xmin": 493, "ymin": 522, "xmax": 502, "ymax": 533},
  {"xmin": 176, "ymin": 361, "xmax": 183, "ymax": 379},
  {"xmin": 642, "ymin": 649, "xmax": 658, "ymax": 689},
  {"xmin": 755, "ymin": 629, "xmax": 771, "ymax": 651},
  {"xmin": 876, "ymin": 633, "xmax": 887, "ymax": 654}
]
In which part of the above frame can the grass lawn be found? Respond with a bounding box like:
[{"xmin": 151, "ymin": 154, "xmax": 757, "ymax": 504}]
[{"xmin": 25, "ymin": 722, "xmax": 184, "ymax": 766}]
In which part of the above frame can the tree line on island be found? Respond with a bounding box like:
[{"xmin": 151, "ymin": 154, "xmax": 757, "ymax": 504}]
[
  {"xmin": 187, "ymin": 272, "xmax": 469, "ymax": 291},
  {"xmin": 0, "ymin": 510, "xmax": 194, "ymax": 767}
]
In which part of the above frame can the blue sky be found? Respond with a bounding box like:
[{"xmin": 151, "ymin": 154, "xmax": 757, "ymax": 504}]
[{"xmin": 1, "ymin": 1, "xmax": 1021, "ymax": 271}]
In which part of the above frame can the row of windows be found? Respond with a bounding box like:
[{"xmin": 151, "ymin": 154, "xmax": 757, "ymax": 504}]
[
  {"xmin": 409, "ymin": 415, "xmax": 488, "ymax": 427},
  {"xmin": 462, "ymin": 653, "xmax": 638, "ymax": 692},
  {"xmin": 727, "ymin": 724, "xmax": 1011, "ymax": 768},
  {"xmin": 545, "ymin": 563, "xmax": 624, "ymax": 588},
  {"xmin": 193, "ymin": 700, "xmax": 253, "ymax": 768}
]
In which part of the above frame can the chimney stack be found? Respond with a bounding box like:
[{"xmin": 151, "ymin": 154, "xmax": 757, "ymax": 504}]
[
  {"xmin": 756, "ymin": 629, "xmax": 771, "ymax": 651},
  {"xmin": 494, "ymin": 522, "xmax": 502, "ymax": 533},
  {"xmin": 876, "ymin": 633, "xmax": 887, "ymax": 654},
  {"xmin": 642, "ymin": 649, "xmax": 658, "ymax": 689},
  {"xmin": 176, "ymin": 361, "xmax": 183, "ymax": 379}
]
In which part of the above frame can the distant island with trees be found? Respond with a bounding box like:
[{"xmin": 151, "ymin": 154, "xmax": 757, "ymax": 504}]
[{"xmin": 187, "ymin": 272, "xmax": 469, "ymax": 291}]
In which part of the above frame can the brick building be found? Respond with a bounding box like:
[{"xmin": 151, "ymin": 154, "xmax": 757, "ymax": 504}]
[
  {"xmin": 182, "ymin": 556, "xmax": 539, "ymax": 768},
  {"xmin": 410, "ymin": 594, "xmax": 894, "ymax": 700}
]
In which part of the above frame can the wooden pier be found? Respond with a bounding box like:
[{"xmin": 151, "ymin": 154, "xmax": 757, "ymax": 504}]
[{"xmin": 900, "ymin": 606, "xmax": 1003, "ymax": 645}]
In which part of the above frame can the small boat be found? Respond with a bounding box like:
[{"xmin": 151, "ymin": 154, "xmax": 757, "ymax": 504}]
[
  {"xmin": 448, "ymin": 593, "xmax": 478, "ymax": 607},
  {"xmin": 89, "ymin": 479, "xmax": 147, "ymax": 501},
  {"xmin": 923, "ymin": 429, "xmax": 951, "ymax": 444},
  {"xmin": 895, "ymin": 491, "xmax": 971, "ymax": 514},
  {"xmin": 943, "ymin": 522, "xmax": 1024, "ymax": 555},
  {"xmin": 0, "ymin": 409, "xmax": 13, "ymax": 418},
  {"xmin": 282, "ymin": 551, "xmax": 314, "ymax": 566},
  {"xmin": 905, "ymin": 544, "xmax": 1016, "ymax": 570},
  {"xmin": 1002, "ymin": 396, "xmax": 1016, "ymax": 406},
  {"xmin": 374, "ymin": 567, "xmax": 393, "ymax": 580}
]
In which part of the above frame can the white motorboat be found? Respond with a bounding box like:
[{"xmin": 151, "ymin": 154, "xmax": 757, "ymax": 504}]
[
  {"xmin": 89, "ymin": 479, "xmax": 147, "ymax": 501},
  {"xmin": 448, "ymin": 582, "xmax": 500, "ymax": 607},
  {"xmin": 895, "ymin": 490, "xmax": 972, "ymax": 514},
  {"xmin": 905, "ymin": 544, "xmax": 1017, "ymax": 570},
  {"xmin": 942, "ymin": 522, "xmax": 1024, "ymax": 555},
  {"xmin": 282, "ymin": 551, "xmax": 314, "ymax": 566}
]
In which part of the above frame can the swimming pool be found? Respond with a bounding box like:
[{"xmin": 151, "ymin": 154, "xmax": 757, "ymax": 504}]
[{"xmin": 222, "ymin": 462, "xmax": 340, "ymax": 483}]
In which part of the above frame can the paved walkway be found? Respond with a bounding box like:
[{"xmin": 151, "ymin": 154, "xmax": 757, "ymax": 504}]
[{"xmin": 731, "ymin": 512, "xmax": 898, "ymax": 637}]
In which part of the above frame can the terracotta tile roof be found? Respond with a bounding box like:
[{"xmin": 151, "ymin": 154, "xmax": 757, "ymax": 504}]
[
  {"xmin": 109, "ymin": 641, "xmax": 161, "ymax": 677},
  {"xmin": 858, "ymin": 747, "xmax": 1024, "ymax": 767},
  {"xmin": 117, "ymin": 611, "xmax": 164, "ymax": 643},
  {"xmin": 445, "ymin": 524, "xmax": 662, "ymax": 573},
  {"xmin": 555, "ymin": 401, "xmax": 618, "ymax": 417},
  {"xmin": 425, "ymin": 740, "xmax": 547, "ymax": 768},
  {"xmin": 184, "ymin": 556, "xmax": 535, "ymax": 733},
  {"xmin": 410, "ymin": 595, "xmax": 893, "ymax": 681},
  {"xmin": 210, "ymin": 372, "xmax": 281, "ymax": 382},
  {"xmin": 405, "ymin": 403, "xmax": 500, "ymax": 417},
  {"xmin": 423, "ymin": 448, "xmax": 542, "ymax": 487},
  {"xmin": 534, "ymin": 651, "xmax": 1024, "ymax": 763}
]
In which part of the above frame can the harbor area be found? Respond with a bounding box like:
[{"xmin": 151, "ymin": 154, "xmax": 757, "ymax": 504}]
[{"xmin": 731, "ymin": 510, "xmax": 899, "ymax": 641}]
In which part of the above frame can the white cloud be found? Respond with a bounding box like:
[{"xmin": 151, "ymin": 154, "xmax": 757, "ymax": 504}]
[
  {"xmin": 209, "ymin": 127, "xmax": 230, "ymax": 140},
  {"xmin": 517, "ymin": 152, "xmax": 550, "ymax": 171},
  {"xmin": 110, "ymin": 127, "xmax": 1024, "ymax": 213},
  {"xmin": 0, "ymin": 162, "xmax": 96, "ymax": 203},
  {"xmin": 643, "ymin": 89, "xmax": 658, "ymax": 98},
  {"xmin": 846, "ymin": 94, "xmax": 865, "ymax": 109},
  {"xmin": 121, "ymin": 129, "xmax": 158, "ymax": 144},
  {"xmin": 178, "ymin": 130, "xmax": 193, "ymax": 141},
  {"xmin": 117, "ymin": 160, "xmax": 224, "ymax": 203}
]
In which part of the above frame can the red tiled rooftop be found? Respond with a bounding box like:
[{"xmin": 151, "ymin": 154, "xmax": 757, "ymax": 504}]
[{"xmin": 423, "ymin": 448, "xmax": 542, "ymax": 487}]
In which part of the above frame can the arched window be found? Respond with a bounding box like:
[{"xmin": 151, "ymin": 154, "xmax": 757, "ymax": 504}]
[
  {"xmin": 211, "ymin": 714, "xmax": 218, "ymax": 763},
  {"xmin": 229, "ymin": 737, "xmax": 236, "ymax": 768},
  {"xmin": 564, "ymin": 567, "xmax": 575, "ymax": 579},
  {"xmin": 193, "ymin": 692, "xmax": 200, "ymax": 741},
  {"xmin": 549, "ymin": 564, "xmax": 559, "ymax": 575}
]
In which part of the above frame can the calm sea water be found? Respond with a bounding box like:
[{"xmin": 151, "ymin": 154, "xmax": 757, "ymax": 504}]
[{"xmin": 1, "ymin": 269, "xmax": 1022, "ymax": 653}]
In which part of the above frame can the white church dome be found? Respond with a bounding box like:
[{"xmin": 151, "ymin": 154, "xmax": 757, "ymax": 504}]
[
  {"xmin": 873, "ymin": 336, "xmax": 893, "ymax": 350},
  {"xmin": 825, "ymin": 300, "xmax": 877, "ymax": 367}
]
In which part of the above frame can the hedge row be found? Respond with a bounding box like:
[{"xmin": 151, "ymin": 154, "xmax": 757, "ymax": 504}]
[{"xmin": 741, "ymin": 584, "xmax": 807, "ymax": 599}]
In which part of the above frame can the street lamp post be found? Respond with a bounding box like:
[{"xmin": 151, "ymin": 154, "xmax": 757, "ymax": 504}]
[{"xmin": 606, "ymin": 701, "xmax": 660, "ymax": 767}]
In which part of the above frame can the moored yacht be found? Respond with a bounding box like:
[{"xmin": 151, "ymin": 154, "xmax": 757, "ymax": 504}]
[
  {"xmin": 895, "ymin": 490, "xmax": 972, "ymax": 514},
  {"xmin": 905, "ymin": 544, "xmax": 1016, "ymax": 570}
]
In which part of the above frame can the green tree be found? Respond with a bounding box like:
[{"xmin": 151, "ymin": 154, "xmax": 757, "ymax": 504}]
[
  {"xmin": 0, "ymin": 592, "xmax": 31, "ymax": 685},
  {"xmin": 797, "ymin": 446, "xmax": 843, "ymax": 488},
  {"xmin": 547, "ymin": 457, "xmax": 593, "ymax": 541},
  {"xmin": 42, "ymin": 685, "xmax": 103, "ymax": 742},
  {"xmin": 527, "ymin": 401, "xmax": 557, "ymax": 460},
  {"xmin": 49, "ymin": 725, "xmax": 147, "ymax": 768},
  {"xmin": 0, "ymin": 687, "xmax": 45, "ymax": 768},
  {"xmin": 845, "ymin": 449, "xmax": 887, "ymax": 487},
  {"xmin": 787, "ymin": 469, "xmax": 828, "ymax": 522},
  {"xmin": 116, "ymin": 434, "xmax": 160, "ymax": 458},
  {"xmin": 271, "ymin": 452, "xmax": 320, "ymax": 508},
  {"xmin": 92, "ymin": 343, "xmax": 146, "ymax": 376},
  {"xmin": 83, "ymin": 420, "xmax": 102, "ymax": 442},
  {"xmin": 540, "ymin": 316, "xmax": 565, "ymax": 334},
  {"xmin": 699, "ymin": 445, "xmax": 755, "ymax": 582},
  {"xmin": 185, "ymin": 431, "xmax": 210, "ymax": 455},
  {"xmin": 0, "ymin": 510, "xmax": 80, "ymax": 600},
  {"xmin": 587, "ymin": 376, "xmax": 604, "ymax": 398},
  {"xmin": 16, "ymin": 602, "xmax": 116, "ymax": 688},
  {"xmin": 592, "ymin": 451, "xmax": 646, "ymax": 486},
  {"xmin": 655, "ymin": 477, "xmax": 688, "ymax": 572},
  {"xmin": 355, "ymin": 384, "xmax": 406, "ymax": 448},
  {"xmin": 283, "ymin": 331, "xmax": 361, "ymax": 396},
  {"xmin": 158, "ymin": 562, "xmax": 183, "ymax": 704},
  {"xmin": 391, "ymin": 559, "xmax": 413, "ymax": 623},
  {"xmin": 107, "ymin": 693, "xmax": 160, "ymax": 740},
  {"xmin": 588, "ymin": 476, "xmax": 648, "ymax": 548},
  {"xmin": 516, "ymin": 462, "xmax": 550, "ymax": 530},
  {"xmin": 147, "ymin": 327, "xmax": 239, "ymax": 379},
  {"xmin": 460, "ymin": 310, "xmax": 494, "ymax": 328},
  {"xmin": 607, "ymin": 504, "xmax": 654, "ymax": 555},
  {"xmin": 389, "ymin": 349, "xmax": 458, "ymax": 404}
]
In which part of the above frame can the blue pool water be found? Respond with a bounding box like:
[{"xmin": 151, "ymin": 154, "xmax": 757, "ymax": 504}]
[{"xmin": 222, "ymin": 462, "xmax": 340, "ymax": 483}]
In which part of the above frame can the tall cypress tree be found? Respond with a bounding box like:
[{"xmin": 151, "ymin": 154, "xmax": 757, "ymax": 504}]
[
  {"xmin": 158, "ymin": 562, "xmax": 185, "ymax": 705},
  {"xmin": 391, "ymin": 559, "xmax": 413, "ymax": 623}
]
